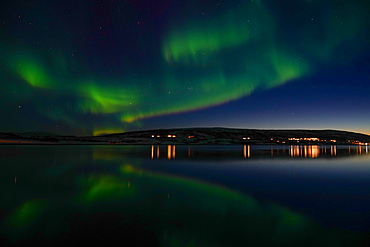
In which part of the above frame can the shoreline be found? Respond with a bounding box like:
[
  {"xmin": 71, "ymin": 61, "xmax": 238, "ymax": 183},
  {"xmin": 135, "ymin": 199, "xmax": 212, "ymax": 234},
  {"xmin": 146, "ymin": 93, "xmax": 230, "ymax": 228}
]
[{"xmin": 1, "ymin": 128, "xmax": 369, "ymax": 146}]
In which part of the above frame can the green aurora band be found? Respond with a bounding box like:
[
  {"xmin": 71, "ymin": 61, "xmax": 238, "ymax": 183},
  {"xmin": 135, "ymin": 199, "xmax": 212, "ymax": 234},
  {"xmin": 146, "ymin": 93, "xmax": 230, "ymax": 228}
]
[
  {"xmin": 6, "ymin": 200, "xmax": 48, "ymax": 228},
  {"xmin": 72, "ymin": 160, "xmax": 364, "ymax": 246},
  {"xmin": 1, "ymin": 0, "xmax": 368, "ymax": 134}
]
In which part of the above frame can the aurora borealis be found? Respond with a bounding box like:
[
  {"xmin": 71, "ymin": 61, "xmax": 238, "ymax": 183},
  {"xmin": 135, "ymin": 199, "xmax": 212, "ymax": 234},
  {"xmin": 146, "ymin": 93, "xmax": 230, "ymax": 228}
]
[{"xmin": 1, "ymin": 0, "xmax": 369, "ymax": 135}]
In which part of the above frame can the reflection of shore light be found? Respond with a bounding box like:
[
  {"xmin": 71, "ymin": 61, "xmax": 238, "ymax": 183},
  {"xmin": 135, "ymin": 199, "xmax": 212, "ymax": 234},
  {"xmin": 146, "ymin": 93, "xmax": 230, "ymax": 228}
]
[
  {"xmin": 167, "ymin": 145, "xmax": 176, "ymax": 159},
  {"xmin": 243, "ymin": 145, "xmax": 251, "ymax": 158},
  {"xmin": 290, "ymin": 145, "xmax": 300, "ymax": 157},
  {"xmin": 148, "ymin": 144, "xmax": 365, "ymax": 159},
  {"xmin": 311, "ymin": 145, "xmax": 320, "ymax": 158},
  {"xmin": 151, "ymin": 145, "xmax": 161, "ymax": 158},
  {"xmin": 289, "ymin": 145, "xmax": 320, "ymax": 158},
  {"xmin": 330, "ymin": 145, "xmax": 337, "ymax": 156},
  {"xmin": 167, "ymin": 145, "xmax": 171, "ymax": 159}
]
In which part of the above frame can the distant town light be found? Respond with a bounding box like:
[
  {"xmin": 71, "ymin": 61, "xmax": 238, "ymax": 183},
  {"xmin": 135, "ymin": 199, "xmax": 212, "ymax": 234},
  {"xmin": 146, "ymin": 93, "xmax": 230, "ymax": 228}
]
[{"xmin": 289, "ymin": 137, "xmax": 322, "ymax": 141}]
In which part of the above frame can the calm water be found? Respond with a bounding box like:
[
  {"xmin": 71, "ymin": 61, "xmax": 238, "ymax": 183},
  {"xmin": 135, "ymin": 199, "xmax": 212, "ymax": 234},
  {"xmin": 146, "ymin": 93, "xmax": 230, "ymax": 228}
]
[{"xmin": 0, "ymin": 145, "xmax": 369, "ymax": 246}]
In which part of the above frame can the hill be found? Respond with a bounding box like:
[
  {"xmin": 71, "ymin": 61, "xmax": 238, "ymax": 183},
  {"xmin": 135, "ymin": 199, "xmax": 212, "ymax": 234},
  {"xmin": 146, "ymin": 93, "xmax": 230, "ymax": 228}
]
[
  {"xmin": 102, "ymin": 128, "xmax": 370, "ymax": 145},
  {"xmin": 1, "ymin": 128, "xmax": 369, "ymax": 145}
]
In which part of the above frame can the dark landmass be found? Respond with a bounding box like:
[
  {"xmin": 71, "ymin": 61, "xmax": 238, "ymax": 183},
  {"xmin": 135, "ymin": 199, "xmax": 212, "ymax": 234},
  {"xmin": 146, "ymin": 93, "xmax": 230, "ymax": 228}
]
[{"xmin": 1, "ymin": 128, "xmax": 370, "ymax": 145}]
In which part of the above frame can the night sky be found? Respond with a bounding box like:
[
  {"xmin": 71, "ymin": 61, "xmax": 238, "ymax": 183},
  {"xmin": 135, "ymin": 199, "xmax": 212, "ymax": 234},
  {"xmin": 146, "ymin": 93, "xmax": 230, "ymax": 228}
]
[{"xmin": 1, "ymin": 0, "xmax": 369, "ymax": 135}]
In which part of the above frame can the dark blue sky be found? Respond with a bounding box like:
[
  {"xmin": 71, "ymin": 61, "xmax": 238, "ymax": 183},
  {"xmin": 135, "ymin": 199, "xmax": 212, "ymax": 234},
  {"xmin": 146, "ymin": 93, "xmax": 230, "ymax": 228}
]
[{"xmin": 0, "ymin": 0, "xmax": 369, "ymax": 135}]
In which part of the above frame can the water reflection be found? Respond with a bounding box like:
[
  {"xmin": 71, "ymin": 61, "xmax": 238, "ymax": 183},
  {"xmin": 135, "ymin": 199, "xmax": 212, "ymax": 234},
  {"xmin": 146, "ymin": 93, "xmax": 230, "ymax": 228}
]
[
  {"xmin": 150, "ymin": 145, "xmax": 369, "ymax": 159},
  {"xmin": 243, "ymin": 145, "xmax": 251, "ymax": 158},
  {"xmin": 355, "ymin": 145, "xmax": 368, "ymax": 155},
  {"xmin": 289, "ymin": 145, "xmax": 323, "ymax": 158},
  {"xmin": 0, "ymin": 145, "xmax": 369, "ymax": 246},
  {"xmin": 150, "ymin": 145, "xmax": 161, "ymax": 159},
  {"xmin": 151, "ymin": 145, "xmax": 176, "ymax": 159}
]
